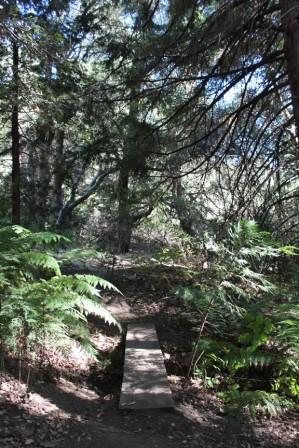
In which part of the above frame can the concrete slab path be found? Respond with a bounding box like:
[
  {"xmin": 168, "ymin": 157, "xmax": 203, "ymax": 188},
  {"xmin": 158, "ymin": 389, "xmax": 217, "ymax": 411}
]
[{"xmin": 119, "ymin": 323, "xmax": 174, "ymax": 410}]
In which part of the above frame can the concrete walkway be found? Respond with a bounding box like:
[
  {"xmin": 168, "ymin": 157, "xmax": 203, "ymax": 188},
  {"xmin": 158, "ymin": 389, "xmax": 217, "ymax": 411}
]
[{"xmin": 119, "ymin": 323, "xmax": 174, "ymax": 410}]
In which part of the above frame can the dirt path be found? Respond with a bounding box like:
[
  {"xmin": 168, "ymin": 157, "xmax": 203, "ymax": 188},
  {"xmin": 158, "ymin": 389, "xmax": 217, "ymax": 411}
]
[
  {"xmin": 1, "ymin": 255, "xmax": 298, "ymax": 448},
  {"xmin": 1, "ymin": 376, "xmax": 297, "ymax": 448}
]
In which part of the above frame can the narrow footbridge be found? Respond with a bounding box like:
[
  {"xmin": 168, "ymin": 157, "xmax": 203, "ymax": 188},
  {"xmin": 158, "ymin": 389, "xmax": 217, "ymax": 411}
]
[{"xmin": 119, "ymin": 323, "xmax": 174, "ymax": 410}]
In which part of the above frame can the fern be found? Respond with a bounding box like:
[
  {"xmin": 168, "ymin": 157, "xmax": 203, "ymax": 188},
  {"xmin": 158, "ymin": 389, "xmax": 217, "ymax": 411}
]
[
  {"xmin": 275, "ymin": 302, "xmax": 299, "ymax": 352},
  {"xmin": 219, "ymin": 389, "xmax": 292, "ymax": 418},
  {"xmin": 0, "ymin": 226, "xmax": 121, "ymax": 367},
  {"xmin": 177, "ymin": 220, "xmax": 298, "ymax": 416},
  {"xmin": 74, "ymin": 274, "xmax": 121, "ymax": 293},
  {"xmin": 21, "ymin": 252, "xmax": 61, "ymax": 275},
  {"xmin": 56, "ymin": 248, "xmax": 106, "ymax": 264}
]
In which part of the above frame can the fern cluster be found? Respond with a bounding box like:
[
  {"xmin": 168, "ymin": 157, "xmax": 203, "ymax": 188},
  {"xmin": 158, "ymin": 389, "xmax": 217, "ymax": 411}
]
[
  {"xmin": 177, "ymin": 220, "xmax": 299, "ymax": 417},
  {"xmin": 219, "ymin": 389, "xmax": 293, "ymax": 418},
  {"xmin": 0, "ymin": 226, "xmax": 120, "ymax": 368}
]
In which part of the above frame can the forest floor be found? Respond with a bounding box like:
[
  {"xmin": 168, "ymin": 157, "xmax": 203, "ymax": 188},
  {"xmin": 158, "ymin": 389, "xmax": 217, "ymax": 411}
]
[{"xmin": 0, "ymin": 253, "xmax": 298, "ymax": 448}]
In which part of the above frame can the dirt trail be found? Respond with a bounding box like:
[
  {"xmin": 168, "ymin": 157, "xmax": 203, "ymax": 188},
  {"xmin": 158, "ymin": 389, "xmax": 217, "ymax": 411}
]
[{"xmin": 0, "ymin": 255, "xmax": 298, "ymax": 448}]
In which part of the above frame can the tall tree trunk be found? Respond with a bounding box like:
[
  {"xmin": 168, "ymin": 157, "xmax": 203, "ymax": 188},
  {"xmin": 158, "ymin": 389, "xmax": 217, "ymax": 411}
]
[
  {"xmin": 275, "ymin": 142, "xmax": 284, "ymax": 223},
  {"xmin": 280, "ymin": 0, "xmax": 299, "ymax": 146},
  {"xmin": 53, "ymin": 129, "xmax": 65, "ymax": 219},
  {"xmin": 117, "ymin": 90, "xmax": 137, "ymax": 253},
  {"xmin": 117, "ymin": 162, "xmax": 132, "ymax": 253},
  {"xmin": 26, "ymin": 144, "xmax": 38, "ymax": 228},
  {"xmin": 11, "ymin": 39, "xmax": 20, "ymax": 225},
  {"xmin": 36, "ymin": 123, "xmax": 54, "ymax": 228},
  {"xmin": 172, "ymin": 177, "xmax": 195, "ymax": 236}
]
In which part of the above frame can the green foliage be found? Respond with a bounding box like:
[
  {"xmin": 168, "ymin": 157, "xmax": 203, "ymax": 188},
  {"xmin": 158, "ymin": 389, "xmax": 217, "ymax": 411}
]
[
  {"xmin": 154, "ymin": 246, "xmax": 186, "ymax": 264},
  {"xmin": 219, "ymin": 389, "xmax": 293, "ymax": 418},
  {"xmin": 0, "ymin": 226, "xmax": 121, "ymax": 367},
  {"xmin": 56, "ymin": 248, "xmax": 106, "ymax": 265},
  {"xmin": 203, "ymin": 219, "xmax": 281, "ymax": 301},
  {"xmin": 176, "ymin": 220, "xmax": 299, "ymax": 417},
  {"xmin": 0, "ymin": 183, "xmax": 10, "ymax": 227}
]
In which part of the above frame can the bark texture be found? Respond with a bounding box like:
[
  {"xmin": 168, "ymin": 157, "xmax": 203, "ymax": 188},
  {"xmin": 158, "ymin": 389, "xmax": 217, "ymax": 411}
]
[
  {"xmin": 280, "ymin": 0, "xmax": 299, "ymax": 145},
  {"xmin": 117, "ymin": 162, "xmax": 132, "ymax": 253},
  {"xmin": 11, "ymin": 40, "xmax": 20, "ymax": 225},
  {"xmin": 172, "ymin": 178, "xmax": 195, "ymax": 236}
]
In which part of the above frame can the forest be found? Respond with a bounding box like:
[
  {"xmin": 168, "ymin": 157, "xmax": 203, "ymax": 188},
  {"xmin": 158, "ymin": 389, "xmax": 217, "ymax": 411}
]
[{"xmin": 0, "ymin": 1, "xmax": 299, "ymax": 447}]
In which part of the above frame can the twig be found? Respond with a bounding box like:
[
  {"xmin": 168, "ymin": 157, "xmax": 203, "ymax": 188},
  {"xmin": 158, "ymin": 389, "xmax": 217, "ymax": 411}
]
[{"xmin": 187, "ymin": 297, "xmax": 214, "ymax": 378}]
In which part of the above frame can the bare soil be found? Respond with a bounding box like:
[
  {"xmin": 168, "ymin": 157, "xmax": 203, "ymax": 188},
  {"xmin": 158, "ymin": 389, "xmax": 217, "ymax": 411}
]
[{"xmin": 0, "ymin": 254, "xmax": 298, "ymax": 448}]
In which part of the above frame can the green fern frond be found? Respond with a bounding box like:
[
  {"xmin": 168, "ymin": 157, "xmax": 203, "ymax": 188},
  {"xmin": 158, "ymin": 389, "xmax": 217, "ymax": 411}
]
[
  {"xmin": 20, "ymin": 252, "xmax": 61, "ymax": 276},
  {"xmin": 19, "ymin": 231, "xmax": 69, "ymax": 247},
  {"xmin": 219, "ymin": 390, "xmax": 292, "ymax": 417},
  {"xmin": 225, "ymin": 351, "xmax": 275, "ymax": 371},
  {"xmin": 77, "ymin": 338, "xmax": 98, "ymax": 359},
  {"xmin": 75, "ymin": 274, "xmax": 121, "ymax": 293},
  {"xmin": 279, "ymin": 246, "xmax": 299, "ymax": 256},
  {"xmin": 57, "ymin": 248, "xmax": 105, "ymax": 263},
  {"xmin": 0, "ymin": 226, "xmax": 121, "ymax": 368}
]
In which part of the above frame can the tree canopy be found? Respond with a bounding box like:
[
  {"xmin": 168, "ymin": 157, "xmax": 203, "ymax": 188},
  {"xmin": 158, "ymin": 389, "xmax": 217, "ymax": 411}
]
[{"xmin": 1, "ymin": 0, "xmax": 299, "ymax": 427}]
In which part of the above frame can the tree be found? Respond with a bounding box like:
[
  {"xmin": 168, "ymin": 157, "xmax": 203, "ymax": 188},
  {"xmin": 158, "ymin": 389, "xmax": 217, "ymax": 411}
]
[
  {"xmin": 280, "ymin": 0, "xmax": 299, "ymax": 145},
  {"xmin": 2, "ymin": 0, "xmax": 299, "ymax": 247},
  {"xmin": 0, "ymin": 0, "xmax": 73, "ymax": 227},
  {"xmin": 11, "ymin": 36, "xmax": 20, "ymax": 224},
  {"xmin": 135, "ymin": 0, "xmax": 299, "ymax": 237}
]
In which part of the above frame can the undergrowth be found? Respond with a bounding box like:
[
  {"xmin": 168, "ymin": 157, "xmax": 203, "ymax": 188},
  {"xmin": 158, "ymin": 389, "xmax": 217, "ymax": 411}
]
[
  {"xmin": 176, "ymin": 220, "xmax": 299, "ymax": 418},
  {"xmin": 0, "ymin": 225, "xmax": 121, "ymax": 374}
]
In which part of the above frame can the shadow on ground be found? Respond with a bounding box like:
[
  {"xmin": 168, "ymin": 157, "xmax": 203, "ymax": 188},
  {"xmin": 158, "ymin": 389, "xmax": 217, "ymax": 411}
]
[
  {"xmin": 1, "ymin": 259, "xmax": 298, "ymax": 447},
  {"xmin": 1, "ymin": 381, "xmax": 298, "ymax": 448}
]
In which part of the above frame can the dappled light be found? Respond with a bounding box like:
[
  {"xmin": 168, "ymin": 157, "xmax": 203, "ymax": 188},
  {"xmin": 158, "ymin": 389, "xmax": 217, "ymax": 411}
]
[{"xmin": 1, "ymin": 1, "xmax": 299, "ymax": 447}]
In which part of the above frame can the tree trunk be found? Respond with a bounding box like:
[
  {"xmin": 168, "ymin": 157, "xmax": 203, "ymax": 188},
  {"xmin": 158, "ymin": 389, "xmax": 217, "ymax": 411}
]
[
  {"xmin": 56, "ymin": 206, "xmax": 72, "ymax": 230},
  {"xmin": 26, "ymin": 144, "xmax": 38, "ymax": 228},
  {"xmin": 53, "ymin": 129, "xmax": 65, "ymax": 219},
  {"xmin": 37, "ymin": 124, "xmax": 54, "ymax": 228},
  {"xmin": 172, "ymin": 177, "xmax": 195, "ymax": 236},
  {"xmin": 117, "ymin": 163, "xmax": 132, "ymax": 253},
  {"xmin": 280, "ymin": 0, "xmax": 299, "ymax": 146},
  {"xmin": 117, "ymin": 89, "xmax": 137, "ymax": 253},
  {"xmin": 11, "ymin": 40, "xmax": 20, "ymax": 225}
]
